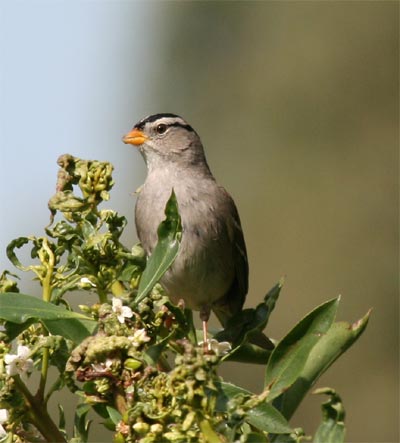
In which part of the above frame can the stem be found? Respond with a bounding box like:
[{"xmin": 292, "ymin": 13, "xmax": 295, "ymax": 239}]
[
  {"xmin": 14, "ymin": 376, "xmax": 66, "ymax": 443},
  {"xmin": 42, "ymin": 238, "xmax": 55, "ymax": 303},
  {"xmin": 37, "ymin": 347, "xmax": 50, "ymax": 403},
  {"xmin": 38, "ymin": 238, "xmax": 55, "ymax": 401},
  {"xmin": 98, "ymin": 288, "xmax": 108, "ymax": 304}
]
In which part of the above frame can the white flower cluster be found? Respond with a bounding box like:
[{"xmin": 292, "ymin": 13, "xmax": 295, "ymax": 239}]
[
  {"xmin": 128, "ymin": 328, "xmax": 151, "ymax": 348},
  {"xmin": 112, "ymin": 297, "xmax": 133, "ymax": 324},
  {"xmin": 4, "ymin": 345, "xmax": 33, "ymax": 379},
  {"xmin": 200, "ymin": 339, "xmax": 232, "ymax": 356}
]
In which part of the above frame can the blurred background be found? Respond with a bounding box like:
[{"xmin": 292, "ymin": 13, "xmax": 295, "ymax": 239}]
[{"xmin": 0, "ymin": 1, "xmax": 398, "ymax": 442}]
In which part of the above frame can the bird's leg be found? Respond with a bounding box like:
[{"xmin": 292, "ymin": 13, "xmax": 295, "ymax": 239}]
[
  {"xmin": 202, "ymin": 321, "xmax": 208, "ymax": 349},
  {"xmin": 199, "ymin": 307, "xmax": 211, "ymax": 352}
]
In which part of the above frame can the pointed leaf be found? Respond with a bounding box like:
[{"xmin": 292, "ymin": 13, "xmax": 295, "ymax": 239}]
[
  {"xmin": 275, "ymin": 310, "xmax": 370, "ymax": 419},
  {"xmin": 144, "ymin": 330, "xmax": 175, "ymax": 366},
  {"xmin": 105, "ymin": 406, "xmax": 122, "ymax": 425},
  {"xmin": 58, "ymin": 405, "xmax": 66, "ymax": 432},
  {"xmin": 44, "ymin": 318, "xmax": 97, "ymax": 344},
  {"xmin": 215, "ymin": 381, "xmax": 292, "ymax": 434},
  {"xmin": 216, "ymin": 281, "xmax": 282, "ymax": 350},
  {"xmin": 134, "ymin": 190, "xmax": 181, "ymax": 305},
  {"xmin": 244, "ymin": 432, "xmax": 268, "ymax": 443},
  {"xmin": 6, "ymin": 237, "xmax": 31, "ymax": 270},
  {"xmin": 215, "ymin": 281, "xmax": 282, "ymax": 363},
  {"xmin": 223, "ymin": 342, "xmax": 272, "ymax": 365},
  {"xmin": 4, "ymin": 319, "xmax": 35, "ymax": 340},
  {"xmin": 246, "ymin": 402, "xmax": 292, "ymax": 434},
  {"xmin": 0, "ymin": 292, "xmax": 97, "ymax": 343},
  {"xmin": 265, "ymin": 298, "xmax": 339, "ymax": 401},
  {"xmin": 73, "ymin": 403, "xmax": 92, "ymax": 443}
]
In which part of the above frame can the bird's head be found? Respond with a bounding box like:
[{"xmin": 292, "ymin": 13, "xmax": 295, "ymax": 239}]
[{"xmin": 123, "ymin": 113, "xmax": 207, "ymax": 171}]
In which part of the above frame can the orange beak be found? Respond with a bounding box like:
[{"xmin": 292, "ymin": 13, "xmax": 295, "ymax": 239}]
[{"xmin": 122, "ymin": 129, "xmax": 148, "ymax": 146}]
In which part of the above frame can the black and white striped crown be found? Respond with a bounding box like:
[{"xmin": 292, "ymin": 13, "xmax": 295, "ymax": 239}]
[{"xmin": 134, "ymin": 113, "xmax": 195, "ymax": 133}]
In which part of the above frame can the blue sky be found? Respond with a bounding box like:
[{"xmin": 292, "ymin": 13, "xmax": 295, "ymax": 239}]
[{"xmin": 0, "ymin": 2, "xmax": 155, "ymax": 272}]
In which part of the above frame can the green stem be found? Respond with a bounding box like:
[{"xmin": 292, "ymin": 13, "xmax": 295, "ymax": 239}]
[
  {"xmin": 37, "ymin": 347, "xmax": 50, "ymax": 403},
  {"xmin": 42, "ymin": 238, "xmax": 55, "ymax": 303},
  {"xmin": 14, "ymin": 376, "xmax": 66, "ymax": 443},
  {"xmin": 98, "ymin": 288, "xmax": 108, "ymax": 304},
  {"xmin": 38, "ymin": 239, "xmax": 55, "ymax": 401}
]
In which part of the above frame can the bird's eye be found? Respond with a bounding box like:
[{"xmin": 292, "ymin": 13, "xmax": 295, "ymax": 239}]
[{"xmin": 156, "ymin": 123, "xmax": 167, "ymax": 134}]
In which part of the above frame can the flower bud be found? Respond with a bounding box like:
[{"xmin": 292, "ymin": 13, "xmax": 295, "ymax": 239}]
[
  {"xmin": 132, "ymin": 422, "xmax": 149, "ymax": 435},
  {"xmin": 124, "ymin": 358, "xmax": 142, "ymax": 371}
]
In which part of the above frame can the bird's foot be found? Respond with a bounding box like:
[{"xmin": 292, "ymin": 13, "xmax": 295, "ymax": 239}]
[
  {"xmin": 202, "ymin": 320, "xmax": 210, "ymax": 352},
  {"xmin": 199, "ymin": 338, "xmax": 232, "ymax": 356}
]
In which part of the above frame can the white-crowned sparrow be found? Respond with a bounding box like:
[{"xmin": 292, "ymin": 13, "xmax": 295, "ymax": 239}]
[{"xmin": 123, "ymin": 113, "xmax": 249, "ymax": 344}]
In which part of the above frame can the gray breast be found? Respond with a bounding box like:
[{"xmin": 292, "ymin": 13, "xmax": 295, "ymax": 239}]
[{"xmin": 135, "ymin": 177, "xmax": 235, "ymax": 309}]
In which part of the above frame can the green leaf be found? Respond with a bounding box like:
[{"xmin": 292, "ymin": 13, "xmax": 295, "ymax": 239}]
[
  {"xmin": 265, "ymin": 297, "xmax": 339, "ymax": 401},
  {"xmin": 58, "ymin": 404, "xmax": 66, "ymax": 433},
  {"xmin": 0, "ymin": 270, "xmax": 20, "ymax": 293},
  {"xmin": 270, "ymin": 428, "xmax": 307, "ymax": 443},
  {"xmin": 6, "ymin": 237, "xmax": 31, "ymax": 270},
  {"xmin": 73, "ymin": 403, "xmax": 92, "ymax": 443},
  {"xmin": 0, "ymin": 292, "xmax": 97, "ymax": 343},
  {"xmin": 4, "ymin": 319, "xmax": 35, "ymax": 340},
  {"xmin": 44, "ymin": 318, "xmax": 96, "ymax": 344},
  {"xmin": 223, "ymin": 342, "xmax": 272, "ymax": 365},
  {"xmin": 105, "ymin": 406, "xmax": 122, "ymax": 425},
  {"xmin": 313, "ymin": 388, "xmax": 346, "ymax": 443},
  {"xmin": 244, "ymin": 432, "xmax": 268, "ymax": 443},
  {"xmin": 49, "ymin": 336, "xmax": 72, "ymax": 373},
  {"xmin": 199, "ymin": 420, "xmax": 222, "ymax": 443},
  {"xmin": 274, "ymin": 310, "xmax": 370, "ymax": 419},
  {"xmin": 254, "ymin": 279, "xmax": 283, "ymax": 331},
  {"xmin": 144, "ymin": 330, "xmax": 175, "ymax": 366},
  {"xmin": 216, "ymin": 280, "xmax": 282, "ymax": 352},
  {"xmin": 134, "ymin": 190, "xmax": 182, "ymax": 305},
  {"xmin": 144, "ymin": 304, "xmax": 196, "ymax": 365},
  {"xmin": 215, "ymin": 381, "xmax": 292, "ymax": 434},
  {"xmin": 246, "ymin": 402, "xmax": 292, "ymax": 434},
  {"xmin": 164, "ymin": 302, "xmax": 197, "ymax": 341}
]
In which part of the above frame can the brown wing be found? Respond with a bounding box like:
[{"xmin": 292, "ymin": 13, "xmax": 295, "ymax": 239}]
[{"xmin": 212, "ymin": 189, "xmax": 249, "ymax": 327}]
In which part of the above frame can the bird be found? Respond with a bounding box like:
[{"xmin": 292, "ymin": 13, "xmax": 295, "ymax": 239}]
[{"xmin": 122, "ymin": 113, "xmax": 251, "ymax": 348}]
